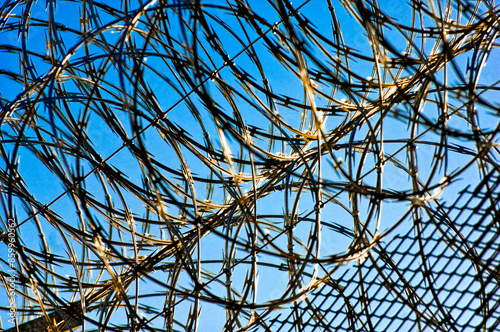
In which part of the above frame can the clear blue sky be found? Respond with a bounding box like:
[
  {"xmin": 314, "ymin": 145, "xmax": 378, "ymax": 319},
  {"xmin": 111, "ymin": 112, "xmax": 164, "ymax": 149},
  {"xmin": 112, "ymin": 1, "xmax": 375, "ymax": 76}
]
[{"xmin": 1, "ymin": 0, "xmax": 499, "ymax": 331}]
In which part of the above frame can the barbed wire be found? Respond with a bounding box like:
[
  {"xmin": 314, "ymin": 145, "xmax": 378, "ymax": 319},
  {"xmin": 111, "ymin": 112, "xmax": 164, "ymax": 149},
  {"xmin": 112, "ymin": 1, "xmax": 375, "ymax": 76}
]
[{"xmin": 1, "ymin": 0, "xmax": 499, "ymax": 331}]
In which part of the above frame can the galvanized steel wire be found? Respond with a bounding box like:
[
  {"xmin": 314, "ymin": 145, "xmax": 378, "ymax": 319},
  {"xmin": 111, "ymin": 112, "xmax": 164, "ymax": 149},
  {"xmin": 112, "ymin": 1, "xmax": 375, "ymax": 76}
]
[{"xmin": 1, "ymin": 0, "xmax": 500, "ymax": 331}]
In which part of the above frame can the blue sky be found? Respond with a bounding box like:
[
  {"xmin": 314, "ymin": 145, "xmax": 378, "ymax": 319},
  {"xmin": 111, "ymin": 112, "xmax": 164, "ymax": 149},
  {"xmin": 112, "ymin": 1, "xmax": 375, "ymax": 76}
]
[{"xmin": 1, "ymin": 0, "xmax": 500, "ymax": 331}]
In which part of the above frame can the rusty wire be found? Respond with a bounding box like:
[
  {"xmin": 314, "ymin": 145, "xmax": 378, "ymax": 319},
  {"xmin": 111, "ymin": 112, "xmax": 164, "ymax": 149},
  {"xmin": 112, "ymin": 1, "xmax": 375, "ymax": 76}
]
[{"xmin": 1, "ymin": 0, "xmax": 500, "ymax": 331}]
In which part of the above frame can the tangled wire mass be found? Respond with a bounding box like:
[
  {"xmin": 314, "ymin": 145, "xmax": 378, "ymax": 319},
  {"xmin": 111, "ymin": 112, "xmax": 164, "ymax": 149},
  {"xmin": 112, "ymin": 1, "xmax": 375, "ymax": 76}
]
[{"xmin": 1, "ymin": 0, "xmax": 500, "ymax": 331}]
